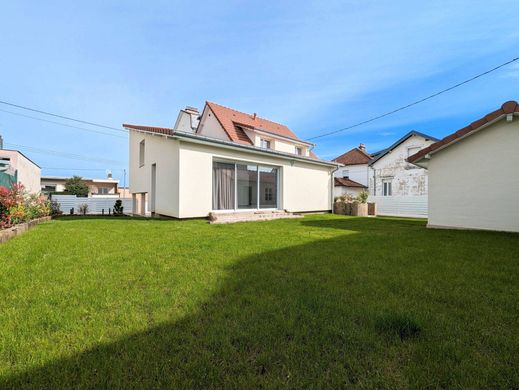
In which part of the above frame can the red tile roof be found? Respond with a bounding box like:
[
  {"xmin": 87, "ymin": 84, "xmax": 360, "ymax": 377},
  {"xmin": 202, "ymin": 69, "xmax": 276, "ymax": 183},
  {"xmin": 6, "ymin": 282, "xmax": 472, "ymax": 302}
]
[
  {"xmin": 334, "ymin": 177, "xmax": 367, "ymax": 188},
  {"xmin": 123, "ymin": 124, "xmax": 173, "ymax": 135},
  {"xmin": 333, "ymin": 147, "xmax": 372, "ymax": 165},
  {"xmin": 408, "ymin": 101, "xmax": 519, "ymax": 164},
  {"xmin": 205, "ymin": 101, "xmax": 305, "ymax": 145}
]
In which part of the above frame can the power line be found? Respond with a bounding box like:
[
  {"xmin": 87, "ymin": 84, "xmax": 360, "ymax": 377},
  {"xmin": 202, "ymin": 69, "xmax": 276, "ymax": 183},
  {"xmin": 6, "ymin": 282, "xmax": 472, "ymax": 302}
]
[
  {"xmin": 307, "ymin": 56, "xmax": 519, "ymax": 141},
  {"xmin": 0, "ymin": 99, "xmax": 126, "ymax": 133},
  {"xmin": 42, "ymin": 167, "xmax": 121, "ymax": 171},
  {"xmin": 0, "ymin": 108, "xmax": 126, "ymax": 138},
  {"xmin": 5, "ymin": 142, "xmax": 127, "ymax": 165}
]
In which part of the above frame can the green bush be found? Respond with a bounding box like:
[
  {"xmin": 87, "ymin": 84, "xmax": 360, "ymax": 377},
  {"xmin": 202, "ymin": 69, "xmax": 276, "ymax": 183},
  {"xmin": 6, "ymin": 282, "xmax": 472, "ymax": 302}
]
[{"xmin": 64, "ymin": 176, "xmax": 89, "ymax": 197}]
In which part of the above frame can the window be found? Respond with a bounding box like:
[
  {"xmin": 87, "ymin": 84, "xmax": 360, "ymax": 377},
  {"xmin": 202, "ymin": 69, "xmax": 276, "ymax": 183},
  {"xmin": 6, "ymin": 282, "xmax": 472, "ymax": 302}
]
[
  {"xmin": 139, "ymin": 140, "xmax": 145, "ymax": 167},
  {"xmin": 342, "ymin": 169, "xmax": 349, "ymax": 178},
  {"xmin": 213, "ymin": 161, "xmax": 278, "ymax": 210},
  {"xmin": 97, "ymin": 187, "xmax": 110, "ymax": 195},
  {"xmin": 264, "ymin": 187, "xmax": 273, "ymax": 201},
  {"xmin": 382, "ymin": 180, "xmax": 392, "ymax": 196},
  {"xmin": 295, "ymin": 146, "xmax": 303, "ymax": 156},
  {"xmin": 407, "ymin": 146, "xmax": 421, "ymax": 158},
  {"xmin": 260, "ymin": 139, "xmax": 271, "ymax": 149}
]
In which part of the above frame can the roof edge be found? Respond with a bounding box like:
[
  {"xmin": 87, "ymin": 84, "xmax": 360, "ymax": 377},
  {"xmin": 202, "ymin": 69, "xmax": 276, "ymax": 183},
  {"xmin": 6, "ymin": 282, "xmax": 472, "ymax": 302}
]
[{"xmin": 408, "ymin": 100, "xmax": 519, "ymax": 164}]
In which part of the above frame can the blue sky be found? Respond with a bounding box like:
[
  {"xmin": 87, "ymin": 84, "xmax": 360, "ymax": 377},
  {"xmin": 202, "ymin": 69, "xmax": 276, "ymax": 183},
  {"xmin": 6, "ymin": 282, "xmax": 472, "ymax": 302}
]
[{"xmin": 1, "ymin": 1, "xmax": 518, "ymax": 183}]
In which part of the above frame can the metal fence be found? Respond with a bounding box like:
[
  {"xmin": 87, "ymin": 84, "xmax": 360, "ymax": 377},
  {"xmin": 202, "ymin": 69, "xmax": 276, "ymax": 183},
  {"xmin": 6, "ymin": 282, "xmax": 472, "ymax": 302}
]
[
  {"xmin": 51, "ymin": 195, "xmax": 133, "ymax": 215},
  {"xmin": 368, "ymin": 195, "xmax": 428, "ymax": 218}
]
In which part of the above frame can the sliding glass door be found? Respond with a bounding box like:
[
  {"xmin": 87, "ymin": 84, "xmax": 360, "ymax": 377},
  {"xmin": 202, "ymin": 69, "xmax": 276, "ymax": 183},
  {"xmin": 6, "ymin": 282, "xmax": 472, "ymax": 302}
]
[
  {"xmin": 212, "ymin": 162, "xmax": 235, "ymax": 210},
  {"xmin": 213, "ymin": 161, "xmax": 279, "ymax": 210}
]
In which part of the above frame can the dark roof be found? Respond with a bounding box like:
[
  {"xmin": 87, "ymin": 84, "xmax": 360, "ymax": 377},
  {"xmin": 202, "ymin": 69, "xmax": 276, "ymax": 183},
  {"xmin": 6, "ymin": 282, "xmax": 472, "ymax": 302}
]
[
  {"xmin": 408, "ymin": 100, "xmax": 519, "ymax": 164},
  {"xmin": 123, "ymin": 124, "xmax": 173, "ymax": 135},
  {"xmin": 368, "ymin": 130, "xmax": 439, "ymax": 166},
  {"xmin": 333, "ymin": 147, "xmax": 372, "ymax": 165},
  {"xmin": 334, "ymin": 177, "xmax": 367, "ymax": 188}
]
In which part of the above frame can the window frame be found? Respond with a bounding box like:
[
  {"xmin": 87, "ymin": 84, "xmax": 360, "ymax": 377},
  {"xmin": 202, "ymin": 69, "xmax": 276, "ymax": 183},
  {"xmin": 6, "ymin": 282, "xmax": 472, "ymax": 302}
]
[
  {"xmin": 295, "ymin": 146, "xmax": 303, "ymax": 156},
  {"xmin": 382, "ymin": 180, "xmax": 392, "ymax": 196},
  {"xmin": 260, "ymin": 139, "xmax": 271, "ymax": 149},
  {"xmin": 212, "ymin": 159, "xmax": 280, "ymax": 212}
]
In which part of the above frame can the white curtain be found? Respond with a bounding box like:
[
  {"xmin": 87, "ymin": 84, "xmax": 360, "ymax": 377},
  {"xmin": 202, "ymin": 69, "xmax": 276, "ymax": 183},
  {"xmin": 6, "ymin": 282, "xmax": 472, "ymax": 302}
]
[{"xmin": 213, "ymin": 163, "xmax": 235, "ymax": 210}]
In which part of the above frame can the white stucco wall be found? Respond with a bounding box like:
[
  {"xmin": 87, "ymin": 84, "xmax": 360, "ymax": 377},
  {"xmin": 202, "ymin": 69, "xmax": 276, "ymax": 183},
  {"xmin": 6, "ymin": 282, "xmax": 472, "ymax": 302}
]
[
  {"xmin": 370, "ymin": 134, "xmax": 435, "ymax": 196},
  {"xmin": 177, "ymin": 141, "xmax": 333, "ymax": 218},
  {"xmin": 427, "ymin": 118, "xmax": 519, "ymax": 232},
  {"xmin": 334, "ymin": 186, "xmax": 364, "ymax": 198},
  {"xmin": 0, "ymin": 150, "xmax": 41, "ymax": 194},
  {"xmin": 197, "ymin": 107, "xmax": 230, "ymax": 141},
  {"xmin": 334, "ymin": 164, "xmax": 368, "ymax": 186},
  {"xmin": 129, "ymin": 130, "xmax": 179, "ymax": 217}
]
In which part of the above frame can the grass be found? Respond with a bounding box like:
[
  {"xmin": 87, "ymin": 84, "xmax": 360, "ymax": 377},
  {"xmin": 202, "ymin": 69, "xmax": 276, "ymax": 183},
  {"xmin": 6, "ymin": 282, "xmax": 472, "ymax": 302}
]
[{"xmin": 0, "ymin": 214, "xmax": 518, "ymax": 388}]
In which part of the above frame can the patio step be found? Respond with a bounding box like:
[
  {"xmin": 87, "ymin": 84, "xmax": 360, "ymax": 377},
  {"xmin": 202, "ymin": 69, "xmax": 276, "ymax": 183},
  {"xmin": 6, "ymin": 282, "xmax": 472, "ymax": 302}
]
[{"xmin": 209, "ymin": 210, "xmax": 302, "ymax": 224}]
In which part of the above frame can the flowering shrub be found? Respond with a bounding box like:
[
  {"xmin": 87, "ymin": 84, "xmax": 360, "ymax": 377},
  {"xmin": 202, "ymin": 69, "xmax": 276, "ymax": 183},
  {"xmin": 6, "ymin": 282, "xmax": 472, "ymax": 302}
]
[{"xmin": 0, "ymin": 184, "xmax": 51, "ymax": 229}]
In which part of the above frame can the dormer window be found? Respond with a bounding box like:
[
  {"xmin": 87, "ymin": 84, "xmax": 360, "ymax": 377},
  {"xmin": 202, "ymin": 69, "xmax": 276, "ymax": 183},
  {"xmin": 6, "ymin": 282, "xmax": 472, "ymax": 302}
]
[
  {"xmin": 260, "ymin": 139, "xmax": 271, "ymax": 149},
  {"xmin": 295, "ymin": 146, "xmax": 303, "ymax": 156}
]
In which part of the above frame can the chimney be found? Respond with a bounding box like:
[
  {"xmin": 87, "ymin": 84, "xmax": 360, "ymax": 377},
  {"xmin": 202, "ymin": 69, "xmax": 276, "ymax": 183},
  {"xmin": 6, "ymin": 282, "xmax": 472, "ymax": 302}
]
[
  {"xmin": 0, "ymin": 134, "xmax": 3, "ymax": 149},
  {"xmin": 184, "ymin": 106, "xmax": 199, "ymax": 114},
  {"xmin": 107, "ymin": 170, "xmax": 113, "ymax": 180},
  {"xmin": 359, "ymin": 143, "xmax": 366, "ymax": 151},
  {"xmin": 252, "ymin": 113, "xmax": 257, "ymax": 120}
]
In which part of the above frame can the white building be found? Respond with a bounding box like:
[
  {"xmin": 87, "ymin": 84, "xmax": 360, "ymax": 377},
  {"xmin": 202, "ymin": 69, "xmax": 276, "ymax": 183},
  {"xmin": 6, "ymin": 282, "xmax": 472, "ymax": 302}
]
[
  {"xmin": 332, "ymin": 144, "xmax": 370, "ymax": 198},
  {"xmin": 125, "ymin": 102, "xmax": 339, "ymax": 219},
  {"xmin": 369, "ymin": 131, "xmax": 438, "ymax": 197},
  {"xmin": 409, "ymin": 100, "xmax": 519, "ymax": 232}
]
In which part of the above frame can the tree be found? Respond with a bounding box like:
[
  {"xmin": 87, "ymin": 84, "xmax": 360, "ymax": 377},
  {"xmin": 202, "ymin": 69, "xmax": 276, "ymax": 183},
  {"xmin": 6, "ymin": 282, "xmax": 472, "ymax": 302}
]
[{"xmin": 64, "ymin": 176, "xmax": 89, "ymax": 197}]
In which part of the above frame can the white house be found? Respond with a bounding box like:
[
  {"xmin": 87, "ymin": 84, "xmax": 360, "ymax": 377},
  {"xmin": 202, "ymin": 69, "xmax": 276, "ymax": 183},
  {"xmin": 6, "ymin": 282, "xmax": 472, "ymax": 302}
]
[
  {"xmin": 409, "ymin": 100, "xmax": 519, "ymax": 233},
  {"xmin": 0, "ymin": 143, "xmax": 41, "ymax": 194},
  {"xmin": 332, "ymin": 144, "xmax": 370, "ymax": 198},
  {"xmin": 124, "ymin": 102, "xmax": 339, "ymax": 219},
  {"xmin": 367, "ymin": 131, "xmax": 438, "ymax": 217}
]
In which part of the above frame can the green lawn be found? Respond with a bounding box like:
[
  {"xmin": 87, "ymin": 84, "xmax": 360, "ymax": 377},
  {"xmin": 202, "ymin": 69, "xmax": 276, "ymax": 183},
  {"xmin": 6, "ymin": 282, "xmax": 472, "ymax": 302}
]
[{"xmin": 0, "ymin": 215, "xmax": 518, "ymax": 388}]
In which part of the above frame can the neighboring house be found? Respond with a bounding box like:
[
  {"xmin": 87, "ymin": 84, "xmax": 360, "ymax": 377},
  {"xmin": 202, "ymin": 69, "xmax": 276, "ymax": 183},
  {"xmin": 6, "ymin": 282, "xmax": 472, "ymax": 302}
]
[
  {"xmin": 0, "ymin": 146, "xmax": 41, "ymax": 194},
  {"xmin": 124, "ymin": 101, "xmax": 339, "ymax": 219},
  {"xmin": 368, "ymin": 131, "xmax": 438, "ymax": 197},
  {"xmin": 173, "ymin": 106, "xmax": 200, "ymax": 133},
  {"xmin": 332, "ymin": 144, "xmax": 370, "ymax": 197},
  {"xmin": 41, "ymin": 175, "xmax": 119, "ymax": 197},
  {"xmin": 409, "ymin": 100, "xmax": 519, "ymax": 232}
]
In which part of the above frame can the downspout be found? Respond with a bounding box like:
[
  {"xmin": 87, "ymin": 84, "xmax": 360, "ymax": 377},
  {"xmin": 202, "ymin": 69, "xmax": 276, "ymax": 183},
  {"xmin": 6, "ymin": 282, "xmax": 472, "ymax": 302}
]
[{"xmin": 330, "ymin": 165, "xmax": 340, "ymax": 213}]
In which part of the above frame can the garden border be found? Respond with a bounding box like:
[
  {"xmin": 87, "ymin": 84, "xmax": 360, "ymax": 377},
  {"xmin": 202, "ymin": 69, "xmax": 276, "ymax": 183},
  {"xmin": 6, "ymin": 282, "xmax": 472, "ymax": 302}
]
[{"xmin": 0, "ymin": 216, "xmax": 52, "ymax": 244}]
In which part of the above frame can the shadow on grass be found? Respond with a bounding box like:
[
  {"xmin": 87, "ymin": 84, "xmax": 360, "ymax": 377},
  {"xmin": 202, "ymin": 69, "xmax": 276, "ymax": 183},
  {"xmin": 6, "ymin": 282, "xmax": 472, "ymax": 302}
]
[{"xmin": 2, "ymin": 217, "xmax": 518, "ymax": 388}]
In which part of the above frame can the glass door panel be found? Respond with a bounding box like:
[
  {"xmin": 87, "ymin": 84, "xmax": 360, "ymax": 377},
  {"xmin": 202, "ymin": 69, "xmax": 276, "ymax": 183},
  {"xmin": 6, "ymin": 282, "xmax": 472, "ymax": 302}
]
[
  {"xmin": 237, "ymin": 164, "xmax": 258, "ymax": 209},
  {"xmin": 259, "ymin": 166, "xmax": 278, "ymax": 209}
]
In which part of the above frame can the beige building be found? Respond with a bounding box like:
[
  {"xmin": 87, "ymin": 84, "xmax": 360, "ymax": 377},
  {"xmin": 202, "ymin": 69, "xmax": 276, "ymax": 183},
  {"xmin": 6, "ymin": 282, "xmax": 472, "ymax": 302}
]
[
  {"xmin": 41, "ymin": 175, "xmax": 119, "ymax": 197},
  {"xmin": 0, "ymin": 148, "xmax": 41, "ymax": 194},
  {"xmin": 409, "ymin": 100, "xmax": 519, "ymax": 233},
  {"xmin": 124, "ymin": 102, "xmax": 339, "ymax": 218}
]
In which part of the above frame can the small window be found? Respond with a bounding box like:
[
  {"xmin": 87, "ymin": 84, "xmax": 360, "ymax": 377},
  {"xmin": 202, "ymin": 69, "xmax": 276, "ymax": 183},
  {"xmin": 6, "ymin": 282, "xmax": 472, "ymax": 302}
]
[
  {"xmin": 139, "ymin": 140, "xmax": 145, "ymax": 167},
  {"xmin": 407, "ymin": 146, "xmax": 421, "ymax": 158},
  {"xmin": 342, "ymin": 169, "xmax": 349, "ymax": 178},
  {"xmin": 264, "ymin": 187, "xmax": 273, "ymax": 201},
  {"xmin": 260, "ymin": 139, "xmax": 271, "ymax": 149},
  {"xmin": 295, "ymin": 146, "xmax": 303, "ymax": 156},
  {"xmin": 383, "ymin": 180, "xmax": 392, "ymax": 196},
  {"xmin": 98, "ymin": 187, "xmax": 109, "ymax": 195}
]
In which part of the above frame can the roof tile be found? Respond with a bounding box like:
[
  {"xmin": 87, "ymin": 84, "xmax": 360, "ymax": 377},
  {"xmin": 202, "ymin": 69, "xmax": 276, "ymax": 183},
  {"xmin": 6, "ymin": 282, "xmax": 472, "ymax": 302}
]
[
  {"xmin": 408, "ymin": 100, "xmax": 519, "ymax": 163},
  {"xmin": 333, "ymin": 147, "xmax": 372, "ymax": 165}
]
